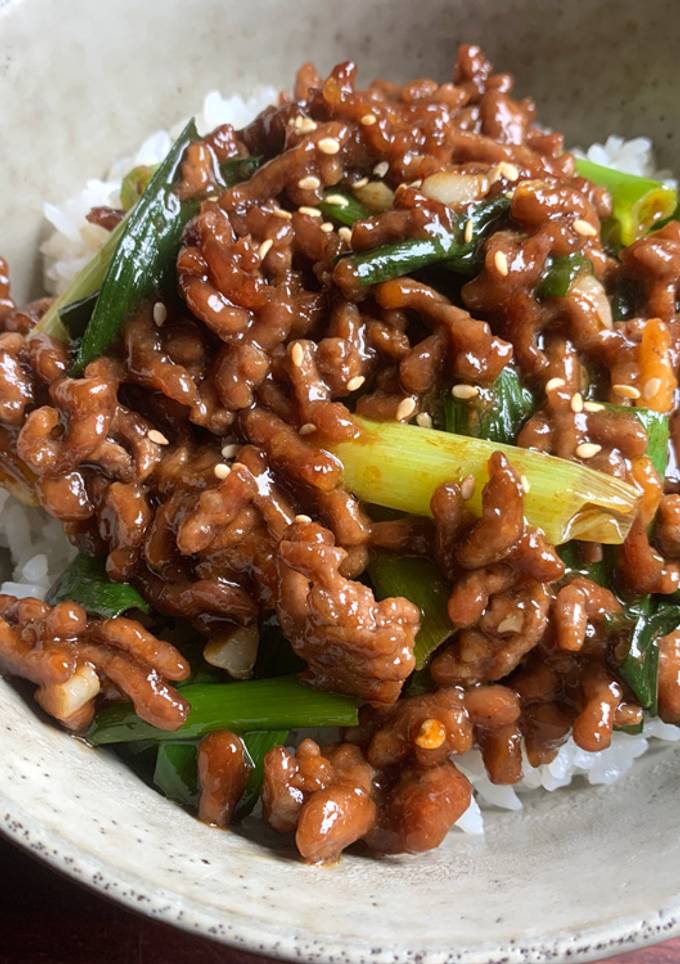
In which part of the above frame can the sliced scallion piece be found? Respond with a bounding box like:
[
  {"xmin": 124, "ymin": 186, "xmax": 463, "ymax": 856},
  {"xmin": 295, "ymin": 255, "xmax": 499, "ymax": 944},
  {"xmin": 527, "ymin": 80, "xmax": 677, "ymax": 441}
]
[
  {"xmin": 536, "ymin": 253, "xmax": 593, "ymax": 299},
  {"xmin": 443, "ymin": 367, "xmax": 534, "ymax": 445},
  {"xmin": 318, "ymin": 189, "xmax": 371, "ymax": 226},
  {"xmin": 612, "ymin": 599, "xmax": 680, "ymax": 714},
  {"xmin": 153, "ymin": 741, "xmax": 200, "ymax": 808},
  {"xmin": 47, "ymin": 553, "xmax": 149, "ymax": 619},
  {"xmin": 575, "ymin": 158, "xmax": 677, "ymax": 246},
  {"xmin": 152, "ymin": 729, "xmax": 288, "ymax": 818},
  {"xmin": 369, "ymin": 552, "xmax": 451, "ymax": 669},
  {"xmin": 331, "ymin": 417, "xmax": 639, "ymax": 545},
  {"xmin": 87, "ymin": 676, "xmax": 358, "ymax": 745},
  {"xmin": 38, "ymin": 217, "xmax": 127, "ymax": 343},
  {"xmin": 336, "ymin": 196, "xmax": 510, "ymax": 287}
]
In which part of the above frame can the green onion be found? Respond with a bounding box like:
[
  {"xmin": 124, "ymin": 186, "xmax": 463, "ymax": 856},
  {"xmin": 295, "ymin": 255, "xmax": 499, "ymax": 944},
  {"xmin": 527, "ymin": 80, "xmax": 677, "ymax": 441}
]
[
  {"xmin": 613, "ymin": 599, "xmax": 680, "ymax": 713},
  {"xmin": 557, "ymin": 542, "xmax": 615, "ymax": 587},
  {"xmin": 338, "ymin": 196, "xmax": 510, "ymax": 287},
  {"xmin": 71, "ymin": 120, "xmax": 201, "ymax": 373},
  {"xmin": 38, "ymin": 120, "xmax": 199, "ymax": 367},
  {"xmin": 575, "ymin": 158, "xmax": 677, "ymax": 246},
  {"xmin": 120, "ymin": 164, "xmax": 157, "ymax": 211},
  {"xmin": 46, "ymin": 553, "xmax": 149, "ymax": 619},
  {"xmin": 37, "ymin": 217, "xmax": 128, "ymax": 344},
  {"xmin": 153, "ymin": 741, "xmax": 199, "ymax": 808},
  {"xmin": 113, "ymin": 740, "xmax": 158, "ymax": 784},
  {"xmin": 253, "ymin": 616, "xmax": 306, "ymax": 678},
  {"xmin": 536, "ymin": 253, "xmax": 592, "ymax": 299},
  {"xmin": 404, "ymin": 667, "xmax": 435, "ymax": 696},
  {"xmin": 87, "ymin": 676, "xmax": 358, "ymax": 745},
  {"xmin": 330, "ymin": 417, "xmax": 639, "ymax": 545},
  {"xmin": 318, "ymin": 189, "xmax": 370, "ymax": 226},
  {"xmin": 369, "ymin": 552, "xmax": 452, "ymax": 669},
  {"xmin": 151, "ymin": 729, "xmax": 288, "ymax": 818},
  {"xmin": 38, "ymin": 142, "xmax": 263, "ymax": 363},
  {"xmin": 630, "ymin": 406, "xmax": 669, "ymax": 479},
  {"xmin": 610, "ymin": 277, "xmax": 642, "ymax": 321},
  {"xmin": 583, "ymin": 403, "xmax": 668, "ymax": 479},
  {"xmin": 237, "ymin": 729, "xmax": 289, "ymax": 819},
  {"xmin": 58, "ymin": 291, "xmax": 100, "ymax": 339},
  {"xmin": 219, "ymin": 155, "xmax": 263, "ymax": 186},
  {"xmin": 443, "ymin": 367, "xmax": 534, "ymax": 444}
]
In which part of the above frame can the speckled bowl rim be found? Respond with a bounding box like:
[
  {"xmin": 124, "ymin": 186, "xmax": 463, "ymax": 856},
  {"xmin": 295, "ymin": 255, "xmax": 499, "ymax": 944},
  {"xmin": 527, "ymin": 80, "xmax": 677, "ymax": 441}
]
[{"xmin": 2, "ymin": 795, "xmax": 679, "ymax": 964}]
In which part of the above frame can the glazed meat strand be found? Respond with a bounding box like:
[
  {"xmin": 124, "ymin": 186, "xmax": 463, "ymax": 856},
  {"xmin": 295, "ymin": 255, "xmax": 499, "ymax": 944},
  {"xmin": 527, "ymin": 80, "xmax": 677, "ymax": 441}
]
[
  {"xmin": 366, "ymin": 762, "xmax": 472, "ymax": 855},
  {"xmin": 430, "ymin": 452, "xmax": 559, "ymax": 686},
  {"xmin": 0, "ymin": 595, "xmax": 189, "ymax": 730},
  {"xmin": 276, "ymin": 519, "xmax": 419, "ymax": 702},
  {"xmin": 263, "ymin": 739, "xmax": 376, "ymax": 863},
  {"xmin": 198, "ymin": 731, "xmax": 251, "ymax": 827}
]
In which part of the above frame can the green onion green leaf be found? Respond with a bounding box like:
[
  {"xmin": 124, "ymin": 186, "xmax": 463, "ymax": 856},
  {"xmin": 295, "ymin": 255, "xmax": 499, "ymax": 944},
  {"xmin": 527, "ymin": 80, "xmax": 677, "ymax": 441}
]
[
  {"xmin": 87, "ymin": 676, "xmax": 358, "ymax": 745},
  {"xmin": 369, "ymin": 552, "xmax": 452, "ymax": 669},
  {"xmin": 443, "ymin": 367, "xmax": 534, "ymax": 445},
  {"xmin": 47, "ymin": 553, "xmax": 149, "ymax": 619}
]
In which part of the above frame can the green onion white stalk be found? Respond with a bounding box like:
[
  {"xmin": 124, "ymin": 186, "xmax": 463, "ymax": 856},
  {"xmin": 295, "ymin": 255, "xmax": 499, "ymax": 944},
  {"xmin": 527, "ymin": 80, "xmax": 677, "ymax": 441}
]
[{"xmin": 331, "ymin": 417, "xmax": 639, "ymax": 545}]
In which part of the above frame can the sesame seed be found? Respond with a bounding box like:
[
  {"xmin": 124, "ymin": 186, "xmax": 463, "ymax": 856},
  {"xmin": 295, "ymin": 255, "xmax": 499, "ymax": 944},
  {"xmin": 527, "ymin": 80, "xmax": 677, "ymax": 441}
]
[
  {"xmin": 317, "ymin": 137, "xmax": 340, "ymax": 155},
  {"xmin": 545, "ymin": 377, "xmax": 566, "ymax": 393},
  {"xmin": 612, "ymin": 383, "xmax": 641, "ymax": 400},
  {"xmin": 575, "ymin": 442, "xmax": 602, "ymax": 460},
  {"xmin": 360, "ymin": 113, "xmax": 377, "ymax": 126},
  {"xmin": 414, "ymin": 718, "xmax": 447, "ymax": 750},
  {"xmin": 273, "ymin": 206, "xmax": 293, "ymax": 220},
  {"xmin": 451, "ymin": 384, "xmax": 479, "ymax": 400},
  {"xmin": 460, "ymin": 475, "xmax": 475, "ymax": 501},
  {"xmin": 220, "ymin": 443, "xmax": 239, "ymax": 459},
  {"xmin": 396, "ymin": 397, "xmax": 417, "ymax": 421},
  {"xmin": 498, "ymin": 161, "xmax": 520, "ymax": 182},
  {"xmin": 152, "ymin": 302, "xmax": 167, "ymax": 327},
  {"xmin": 346, "ymin": 375, "xmax": 366, "ymax": 392},
  {"xmin": 643, "ymin": 377, "xmax": 662, "ymax": 400},
  {"xmin": 214, "ymin": 463, "xmax": 231, "ymax": 480},
  {"xmin": 464, "ymin": 219, "xmax": 474, "ymax": 244},
  {"xmin": 570, "ymin": 392, "xmax": 584, "ymax": 413},
  {"xmin": 573, "ymin": 218, "xmax": 598, "ymax": 238},
  {"xmin": 230, "ymin": 462, "xmax": 247, "ymax": 473},
  {"xmin": 416, "ymin": 412, "xmax": 433, "ymax": 428},
  {"xmin": 291, "ymin": 343, "xmax": 305, "ymax": 367},
  {"xmin": 373, "ymin": 161, "xmax": 389, "ymax": 178},
  {"xmin": 520, "ymin": 474, "xmax": 531, "ymax": 493},
  {"xmin": 353, "ymin": 176, "xmax": 369, "ymax": 188},
  {"xmin": 299, "ymin": 423, "xmax": 316, "ymax": 436},
  {"xmin": 295, "ymin": 514, "xmax": 312, "ymax": 524},
  {"xmin": 298, "ymin": 174, "xmax": 321, "ymax": 190},
  {"xmin": 494, "ymin": 250, "xmax": 509, "ymax": 276},
  {"xmin": 338, "ymin": 226, "xmax": 353, "ymax": 244},
  {"xmin": 298, "ymin": 205, "xmax": 322, "ymax": 218},
  {"xmin": 147, "ymin": 429, "xmax": 169, "ymax": 446},
  {"xmin": 325, "ymin": 193, "xmax": 349, "ymax": 207},
  {"xmin": 409, "ymin": 178, "xmax": 423, "ymax": 188},
  {"xmin": 258, "ymin": 238, "xmax": 273, "ymax": 260},
  {"xmin": 584, "ymin": 401, "xmax": 605, "ymax": 412},
  {"xmin": 295, "ymin": 116, "xmax": 317, "ymax": 133},
  {"xmin": 320, "ymin": 221, "xmax": 334, "ymax": 233}
]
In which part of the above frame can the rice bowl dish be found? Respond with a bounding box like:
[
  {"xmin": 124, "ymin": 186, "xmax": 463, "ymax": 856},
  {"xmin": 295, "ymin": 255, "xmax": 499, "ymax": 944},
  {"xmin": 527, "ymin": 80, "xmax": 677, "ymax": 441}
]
[{"xmin": 1, "ymin": 40, "xmax": 680, "ymax": 866}]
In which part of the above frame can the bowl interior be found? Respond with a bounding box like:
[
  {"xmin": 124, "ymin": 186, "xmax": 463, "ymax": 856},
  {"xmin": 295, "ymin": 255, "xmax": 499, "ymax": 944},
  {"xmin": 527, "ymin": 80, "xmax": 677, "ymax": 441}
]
[{"xmin": 1, "ymin": 0, "xmax": 680, "ymax": 960}]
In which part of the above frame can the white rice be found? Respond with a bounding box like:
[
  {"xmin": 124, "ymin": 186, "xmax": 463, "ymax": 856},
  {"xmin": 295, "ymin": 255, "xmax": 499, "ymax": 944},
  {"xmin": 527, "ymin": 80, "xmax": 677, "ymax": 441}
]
[
  {"xmin": 1, "ymin": 86, "xmax": 678, "ymax": 836},
  {"xmin": 41, "ymin": 87, "xmax": 278, "ymax": 295}
]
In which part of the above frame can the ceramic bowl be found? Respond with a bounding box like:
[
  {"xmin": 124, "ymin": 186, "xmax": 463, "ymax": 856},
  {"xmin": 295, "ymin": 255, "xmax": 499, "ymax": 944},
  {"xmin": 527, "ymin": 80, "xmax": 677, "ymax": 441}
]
[{"xmin": 1, "ymin": 0, "xmax": 680, "ymax": 960}]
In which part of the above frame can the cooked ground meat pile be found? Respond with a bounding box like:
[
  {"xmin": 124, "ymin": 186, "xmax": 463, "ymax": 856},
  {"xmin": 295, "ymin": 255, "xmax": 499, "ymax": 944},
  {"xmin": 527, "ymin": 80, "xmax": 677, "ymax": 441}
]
[{"xmin": 1, "ymin": 45, "xmax": 680, "ymax": 862}]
